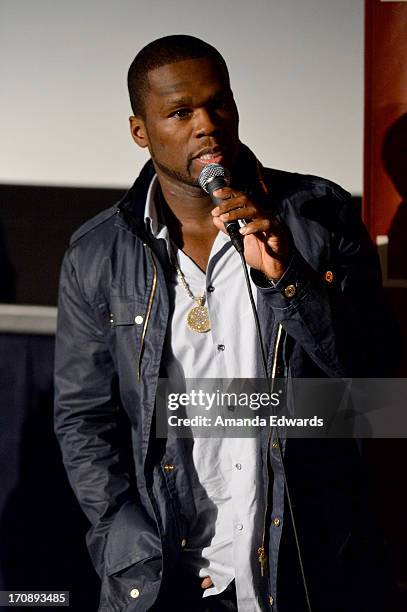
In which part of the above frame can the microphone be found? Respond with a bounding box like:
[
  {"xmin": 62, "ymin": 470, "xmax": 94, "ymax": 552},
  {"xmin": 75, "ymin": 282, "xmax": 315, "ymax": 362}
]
[{"xmin": 198, "ymin": 163, "xmax": 244, "ymax": 253}]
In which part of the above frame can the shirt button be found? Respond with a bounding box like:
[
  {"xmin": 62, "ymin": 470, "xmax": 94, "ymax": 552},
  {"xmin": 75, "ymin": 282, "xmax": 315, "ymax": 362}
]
[
  {"xmin": 217, "ymin": 344, "xmax": 225, "ymax": 351},
  {"xmin": 272, "ymin": 441, "xmax": 279, "ymax": 450},
  {"xmin": 236, "ymin": 523, "xmax": 243, "ymax": 531},
  {"xmin": 135, "ymin": 315, "xmax": 144, "ymax": 325},
  {"xmin": 273, "ymin": 517, "xmax": 281, "ymax": 527},
  {"xmin": 181, "ymin": 538, "xmax": 187, "ymax": 548},
  {"xmin": 269, "ymin": 594, "xmax": 274, "ymax": 606},
  {"xmin": 163, "ymin": 463, "xmax": 174, "ymax": 472},
  {"xmin": 207, "ymin": 285, "xmax": 215, "ymax": 292},
  {"xmin": 235, "ymin": 463, "xmax": 242, "ymax": 470},
  {"xmin": 129, "ymin": 588, "xmax": 140, "ymax": 599}
]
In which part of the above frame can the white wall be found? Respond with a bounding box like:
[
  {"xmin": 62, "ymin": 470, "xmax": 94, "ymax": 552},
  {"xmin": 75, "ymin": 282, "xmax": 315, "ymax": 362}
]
[{"xmin": 0, "ymin": 0, "xmax": 363, "ymax": 193}]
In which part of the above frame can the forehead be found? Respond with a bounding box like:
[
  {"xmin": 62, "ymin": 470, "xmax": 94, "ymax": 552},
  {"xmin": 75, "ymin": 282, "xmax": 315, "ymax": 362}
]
[{"xmin": 146, "ymin": 57, "xmax": 230, "ymax": 103}]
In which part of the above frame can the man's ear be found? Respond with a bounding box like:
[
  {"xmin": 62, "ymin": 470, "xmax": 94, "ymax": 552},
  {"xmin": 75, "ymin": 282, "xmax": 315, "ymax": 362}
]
[{"xmin": 129, "ymin": 116, "xmax": 149, "ymax": 149}]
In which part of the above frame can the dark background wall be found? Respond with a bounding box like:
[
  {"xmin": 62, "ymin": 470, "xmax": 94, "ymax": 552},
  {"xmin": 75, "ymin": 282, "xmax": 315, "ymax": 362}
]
[{"xmin": 0, "ymin": 184, "xmax": 124, "ymax": 306}]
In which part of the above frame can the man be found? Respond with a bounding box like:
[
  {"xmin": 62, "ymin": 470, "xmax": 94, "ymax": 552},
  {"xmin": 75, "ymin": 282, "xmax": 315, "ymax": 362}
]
[{"xmin": 54, "ymin": 35, "xmax": 397, "ymax": 612}]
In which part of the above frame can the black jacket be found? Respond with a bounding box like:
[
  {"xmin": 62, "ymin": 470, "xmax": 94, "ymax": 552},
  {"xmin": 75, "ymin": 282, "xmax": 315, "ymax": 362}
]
[{"xmin": 54, "ymin": 151, "xmax": 398, "ymax": 612}]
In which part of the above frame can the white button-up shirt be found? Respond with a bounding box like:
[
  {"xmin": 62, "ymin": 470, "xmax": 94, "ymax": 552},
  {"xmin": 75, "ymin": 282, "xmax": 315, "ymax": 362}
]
[{"xmin": 145, "ymin": 176, "xmax": 266, "ymax": 611}]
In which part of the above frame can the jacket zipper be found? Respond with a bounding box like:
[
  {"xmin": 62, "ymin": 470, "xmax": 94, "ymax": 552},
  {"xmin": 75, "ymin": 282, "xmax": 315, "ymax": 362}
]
[
  {"xmin": 254, "ymin": 156, "xmax": 278, "ymax": 574},
  {"xmin": 137, "ymin": 244, "xmax": 157, "ymax": 381},
  {"xmin": 258, "ymin": 323, "xmax": 283, "ymax": 576}
]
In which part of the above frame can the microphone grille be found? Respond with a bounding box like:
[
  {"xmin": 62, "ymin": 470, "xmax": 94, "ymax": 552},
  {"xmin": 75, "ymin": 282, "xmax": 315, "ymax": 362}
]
[{"xmin": 198, "ymin": 163, "xmax": 230, "ymax": 193}]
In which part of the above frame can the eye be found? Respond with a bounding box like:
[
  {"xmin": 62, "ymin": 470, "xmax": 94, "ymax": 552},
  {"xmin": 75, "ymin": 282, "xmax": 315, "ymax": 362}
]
[
  {"xmin": 209, "ymin": 96, "xmax": 234, "ymax": 115},
  {"xmin": 215, "ymin": 98, "xmax": 229, "ymax": 109},
  {"xmin": 170, "ymin": 108, "xmax": 192, "ymax": 119}
]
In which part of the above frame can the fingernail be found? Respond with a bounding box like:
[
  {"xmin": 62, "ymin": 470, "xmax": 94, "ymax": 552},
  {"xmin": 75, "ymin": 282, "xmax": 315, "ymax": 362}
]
[
  {"xmin": 220, "ymin": 213, "xmax": 229, "ymax": 220},
  {"xmin": 239, "ymin": 227, "xmax": 247, "ymax": 234}
]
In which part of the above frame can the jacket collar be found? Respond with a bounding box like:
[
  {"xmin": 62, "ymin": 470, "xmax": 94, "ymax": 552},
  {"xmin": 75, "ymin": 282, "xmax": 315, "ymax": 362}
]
[
  {"xmin": 115, "ymin": 159, "xmax": 156, "ymax": 240},
  {"xmin": 114, "ymin": 143, "xmax": 274, "ymax": 239}
]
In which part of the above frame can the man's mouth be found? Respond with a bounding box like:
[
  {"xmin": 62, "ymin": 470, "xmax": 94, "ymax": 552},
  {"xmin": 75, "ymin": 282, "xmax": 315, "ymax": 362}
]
[{"xmin": 193, "ymin": 148, "xmax": 226, "ymax": 167}]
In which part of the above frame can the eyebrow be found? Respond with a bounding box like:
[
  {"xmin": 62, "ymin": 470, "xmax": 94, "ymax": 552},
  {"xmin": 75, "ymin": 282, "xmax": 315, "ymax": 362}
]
[
  {"xmin": 155, "ymin": 82, "xmax": 190, "ymax": 96},
  {"xmin": 162, "ymin": 96, "xmax": 193, "ymax": 109},
  {"xmin": 161, "ymin": 90, "xmax": 232, "ymax": 112}
]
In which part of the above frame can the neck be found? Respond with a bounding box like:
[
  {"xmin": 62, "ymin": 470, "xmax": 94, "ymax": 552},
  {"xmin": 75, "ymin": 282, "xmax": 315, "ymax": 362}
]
[
  {"xmin": 156, "ymin": 171, "xmax": 215, "ymax": 225},
  {"xmin": 155, "ymin": 172, "xmax": 218, "ymax": 272}
]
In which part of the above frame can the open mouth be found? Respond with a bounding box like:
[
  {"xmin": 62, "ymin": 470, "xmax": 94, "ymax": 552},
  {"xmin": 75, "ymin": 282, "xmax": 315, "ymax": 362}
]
[{"xmin": 194, "ymin": 152, "xmax": 225, "ymax": 166}]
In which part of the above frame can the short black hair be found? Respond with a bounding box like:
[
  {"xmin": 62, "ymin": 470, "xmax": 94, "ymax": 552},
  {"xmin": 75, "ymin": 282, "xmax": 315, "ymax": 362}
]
[{"xmin": 127, "ymin": 35, "xmax": 229, "ymax": 118}]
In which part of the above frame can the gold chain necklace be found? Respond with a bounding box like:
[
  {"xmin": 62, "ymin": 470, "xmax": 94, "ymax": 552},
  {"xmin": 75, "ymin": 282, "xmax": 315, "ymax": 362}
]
[
  {"xmin": 156, "ymin": 185, "xmax": 211, "ymax": 333},
  {"xmin": 173, "ymin": 261, "xmax": 211, "ymax": 333}
]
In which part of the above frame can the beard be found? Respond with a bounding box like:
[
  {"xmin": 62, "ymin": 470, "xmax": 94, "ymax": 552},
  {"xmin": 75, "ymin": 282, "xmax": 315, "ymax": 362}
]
[
  {"xmin": 148, "ymin": 142, "xmax": 200, "ymax": 188},
  {"xmin": 153, "ymin": 157, "xmax": 200, "ymax": 187}
]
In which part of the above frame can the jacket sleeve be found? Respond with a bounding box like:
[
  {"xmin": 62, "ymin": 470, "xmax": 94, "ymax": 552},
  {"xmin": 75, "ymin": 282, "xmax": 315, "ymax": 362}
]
[
  {"xmin": 54, "ymin": 249, "xmax": 136, "ymax": 577},
  {"xmin": 251, "ymin": 194, "xmax": 401, "ymax": 377}
]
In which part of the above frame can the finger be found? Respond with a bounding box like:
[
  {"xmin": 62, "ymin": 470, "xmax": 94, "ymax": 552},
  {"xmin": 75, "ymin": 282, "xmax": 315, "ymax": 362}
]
[
  {"xmin": 211, "ymin": 193, "xmax": 246, "ymax": 215},
  {"xmin": 212, "ymin": 187, "xmax": 234, "ymax": 200},
  {"xmin": 211, "ymin": 197, "xmax": 251, "ymax": 217},
  {"xmin": 201, "ymin": 576, "xmax": 213, "ymax": 589},
  {"xmin": 212, "ymin": 216, "xmax": 229, "ymax": 234},
  {"xmin": 218, "ymin": 204, "xmax": 257, "ymax": 223},
  {"xmin": 239, "ymin": 218, "xmax": 271, "ymax": 235}
]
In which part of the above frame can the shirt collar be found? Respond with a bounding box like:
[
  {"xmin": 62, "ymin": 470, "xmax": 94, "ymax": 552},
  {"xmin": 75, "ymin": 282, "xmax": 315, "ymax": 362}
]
[
  {"xmin": 144, "ymin": 174, "xmax": 164, "ymax": 237},
  {"xmin": 143, "ymin": 173, "xmax": 231, "ymax": 256}
]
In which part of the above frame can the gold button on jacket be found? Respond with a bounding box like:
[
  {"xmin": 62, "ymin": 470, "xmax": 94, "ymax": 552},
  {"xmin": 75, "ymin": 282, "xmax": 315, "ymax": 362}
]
[{"xmin": 284, "ymin": 284, "xmax": 296, "ymax": 298}]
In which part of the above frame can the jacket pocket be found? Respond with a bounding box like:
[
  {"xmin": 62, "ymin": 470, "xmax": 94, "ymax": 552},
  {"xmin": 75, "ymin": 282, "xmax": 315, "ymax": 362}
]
[
  {"xmin": 108, "ymin": 296, "xmax": 147, "ymax": 328},
  {"xmin": 99, "ymin": 501, "xmax": 162, "ymax": 612},
  {"xmin": 99, "ymin": 297, "xmax": 147, "ymax": 378}
]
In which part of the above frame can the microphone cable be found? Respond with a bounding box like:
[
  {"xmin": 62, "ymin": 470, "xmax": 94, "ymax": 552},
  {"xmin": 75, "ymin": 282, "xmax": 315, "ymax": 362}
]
[{"xmin": 238, "ymin": 248, "xmax": 313, "ymax": 612}]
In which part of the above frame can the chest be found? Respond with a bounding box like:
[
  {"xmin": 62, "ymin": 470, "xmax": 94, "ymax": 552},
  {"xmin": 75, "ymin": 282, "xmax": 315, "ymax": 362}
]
[
  {"xmin": 174, "ymin": 225, "xmax": 218, "ymax": 272},
  {"xmin": 165, "ymin": 236, "xmax": 261, "ymax": 379}
]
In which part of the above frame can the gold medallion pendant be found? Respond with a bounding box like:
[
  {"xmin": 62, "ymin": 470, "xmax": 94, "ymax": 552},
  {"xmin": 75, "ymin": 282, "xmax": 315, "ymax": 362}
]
[
  {"xmin": 172, "ymin": 254, "xmax": 211, "ymax": 333},
  {"xmin": 187, "ymin": 298, "xmax": 211, "ymax": 333}
]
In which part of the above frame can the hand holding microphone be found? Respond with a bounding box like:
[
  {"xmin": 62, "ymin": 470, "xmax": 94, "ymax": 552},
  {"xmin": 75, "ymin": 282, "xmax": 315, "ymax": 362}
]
[
  {"xmin": 199, "ymin": 163, "xmax": 290, "ymax": 280},
  {"xmin": 198, "ymin": 163, "xmax": 244, "ymax": 253}
]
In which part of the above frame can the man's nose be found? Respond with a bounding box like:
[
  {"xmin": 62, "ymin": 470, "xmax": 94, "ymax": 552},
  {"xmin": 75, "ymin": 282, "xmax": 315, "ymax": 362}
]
[{"xmin": 194, "ymin": 107, "xmax": 221, "ymax": 138}]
